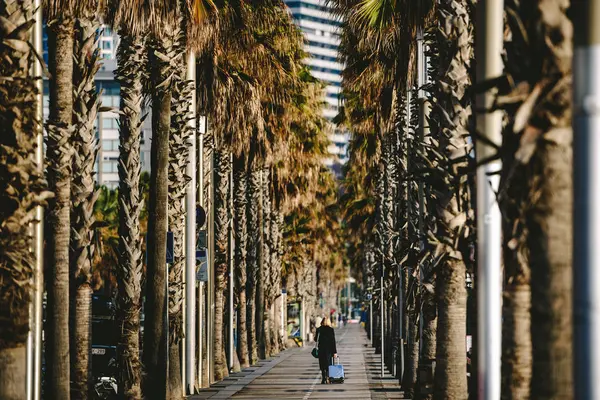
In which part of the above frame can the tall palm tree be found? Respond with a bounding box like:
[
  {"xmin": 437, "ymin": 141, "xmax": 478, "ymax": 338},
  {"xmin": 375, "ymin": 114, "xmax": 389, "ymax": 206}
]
[
  {"xmin": 429, "ymin": 1, "xmax": 472, "ymax": 397},
  {"xmin": 166, "ymin": 20, "xmax": 192, "ymax": 397},
  {"xmin": 501, "ymin": 0, "xmax": 573, "ymax": 397},
  {"xmin": 106, "ymin": 1, "xmax": 151, "ymax": 396},
  {"xmin": 0, "ymin": 0, "xmax": 49, "ymax": 396},
  {"xmin": 70, "ymin": 9, "xmax": 102, "ymax": 398},
  {"xmin": 43, "ymin": 0, "xmax": 78, "ymax": 396},
  {"xmin": 246, "ymin": 156, "xmax": 261, "ymax": 365},
  {"xmin": 233, "ymin": 153, "xmax": 250, "ymax": 367},
  {"xmin": 115, "ymin": 27, "xmax": 147, "ymax": 400},
  {"xmin": 143, "ymin": 4, "xmax": 182, "ymax": 394}
]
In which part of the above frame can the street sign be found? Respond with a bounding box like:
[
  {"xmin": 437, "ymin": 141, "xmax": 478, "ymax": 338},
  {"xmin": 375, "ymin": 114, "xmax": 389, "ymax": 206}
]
[
  {"xmin": 166, "ymin": 231, "xmax": 174, "ymax": 264},
  {"xmin": 196, "ymin": 261, "xmax": 208, "ymax": 282},
  {"xmin": 198, "ymin": 230, "xmax": 207, "ymax": 248},
  {"xmin": 196, "ymin": 206, "xmax": 206, "ymax": 227}
]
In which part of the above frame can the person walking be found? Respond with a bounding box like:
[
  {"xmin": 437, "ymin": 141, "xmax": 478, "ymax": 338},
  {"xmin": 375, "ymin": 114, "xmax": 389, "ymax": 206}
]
[{"xmin": 316, "ymin": 317, "xmax": 337, "ymax": 384}]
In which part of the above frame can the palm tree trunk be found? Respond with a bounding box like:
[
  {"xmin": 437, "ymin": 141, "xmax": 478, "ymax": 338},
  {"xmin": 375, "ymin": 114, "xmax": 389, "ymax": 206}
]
[
  {"xmin": 234, "ymin": 156, "xmax": 250, "ymax": 368},
  {"xmin": 418, "ymin": 282, "xmax": 437, "ymax": 400},
  {"xmin": 166, "ymin": 33, "xmax": 191, "ymax": 398},
  {"xmin": 45, "ymin": 17, "xmax": 75, "ymax": 400},
  {"xmin": 528, "ymin": 110, "xmax": 573, "ymax": 399},
  {"xmin": 0, "ymin": 1, "xmax": 48, "ymax": 397},
  {"xmin": 246, "ymin": 163, "xmax": 261, "ymax": 364},
  {"xmin": 115, "ymin": 32, "xmax": 146, "ymax": 400},
  {"xmin": 502, "ymin": 274, "xmax": 531, "ymax": 400},
  {"xmin": 143, "ymin": 33, "xmax": 175, "ymax": 398},
  {"xmin": 522, "ymin": 1, "xmax": 573, "ymax": 398},
  {"xmin": 260, "ymin": 168, "xmax": 272, "ymax": 359},
  {"xmin": 432, "ymin": 0, "xmax": 471, "ymax": 398},
  {"xmin": 70, "ymin": 16, "xmax": 102, "ymax": 399},
  {"xmin": 402, "ymin": 294, "xmax": 419, "ymax": 397},
  {"xmin": 214, "ymin": 148, "xmax": 231, "ymax": 380}
]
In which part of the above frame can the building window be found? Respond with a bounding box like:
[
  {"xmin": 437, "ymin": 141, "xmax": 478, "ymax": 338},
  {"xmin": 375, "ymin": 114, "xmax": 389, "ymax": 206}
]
[
  {"xmin": 101, "ymin": 95, "xmax": 119, "ymax": 107},
  {"xmin": 102, "ymin": 161, "xmax": 118, "ymax": 173},
  {"xmin": 97, "ymin": 81, "xmax": 120, "ymax": 96},
  {"xmin": 102, "ymin": 139, "xmax": 119, "ymax": 151},
  {"xmin": 102, "ymin": 117, "xmax": 119, "ymax": 129},
  {"xmin": 101, "ymin": 40, "xmax": 112, "ymax": 50}
]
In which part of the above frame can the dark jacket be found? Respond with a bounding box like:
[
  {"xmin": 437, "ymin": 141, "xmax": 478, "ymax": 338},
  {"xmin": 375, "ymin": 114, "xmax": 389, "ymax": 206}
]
[{"xmin": 316, "ymin": 326, "xmax": 337, "ymax": 370}]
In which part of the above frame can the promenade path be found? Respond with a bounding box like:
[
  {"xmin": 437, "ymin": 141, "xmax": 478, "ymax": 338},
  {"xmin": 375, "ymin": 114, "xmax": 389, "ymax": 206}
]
[{"xmin": 191, "ymin": 322, "xmax": 404, "ymax": 399}]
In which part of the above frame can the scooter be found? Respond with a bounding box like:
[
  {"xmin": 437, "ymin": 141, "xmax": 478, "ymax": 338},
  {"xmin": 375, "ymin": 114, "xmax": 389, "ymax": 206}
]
[
  {"xmin": 93, "ymin": 358, "xmax": 118, "ymax": 399},
  {"xmin": 93, "ymin": 376, "xmax": 118, "ymax": 399}
]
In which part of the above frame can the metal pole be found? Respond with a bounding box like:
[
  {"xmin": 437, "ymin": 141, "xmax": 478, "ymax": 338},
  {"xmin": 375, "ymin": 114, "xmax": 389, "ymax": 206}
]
[
  {"xmin": 229, "ymin": 153, "xmax": 234, "ymax": 370},
  {"xmin": 417, "ymin": 27, "xmax": 425, "ymax": 360},
  {"xmin": 209, "ymin": 150, "xmax": 215, "ymax": 382},
  {"xmin": 381, "ymin": 275, "xmax": 385, "ymax": 378},
  {"xmin": 197, "ymin": 116, "xmax": 205, "ymax": 388},
  {"xmin": 475, "ymin": 0, "xmax": 504, "ymax": 398},
  {"xmin": 184, "ymin": 51, "xmax": 197, "ymax": 395},
  {"xmin": 369, "ymin": 299, "xmax": 373, "ymax": 346},
  {"xmin": 573, "ymin": 1, "xmax": 600, "ymax": 398},
  {"xmin": 29, "ymin": 3, "xmax": 44, "ymax": 399},
  {"xmin": 347, "ymin": 269, "xmax": 351, "ymax": 318}
]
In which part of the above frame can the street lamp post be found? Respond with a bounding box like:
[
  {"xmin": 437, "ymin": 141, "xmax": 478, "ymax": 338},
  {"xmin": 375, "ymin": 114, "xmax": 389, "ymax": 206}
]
[
  {"xmin": 573, "ymin": 0, "xmax": 600, "ymax": 398},
  {"xmin": 184, "ymin": 51, "xmax": 197, "ymax": 395},
  {"xmin": 475, "ymin": 0, "xmax": 504, "ymax": 398}
]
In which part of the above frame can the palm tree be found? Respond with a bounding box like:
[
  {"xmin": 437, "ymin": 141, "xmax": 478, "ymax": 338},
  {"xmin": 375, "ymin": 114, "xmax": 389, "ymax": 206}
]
[
  {"xmin": 165, "ymin": 20, "xmax": 193, "ymax": 397},
  {"xmin": 246, "ymin": 157, "xmax": 261, "ymax": 364},
  {"xmin": 104, "ymin": 2, "xmax": 153, "ymax": 395},
  {"xmin": 43, "ymin": 0, "xmax": 77, "ymax": 396},
  {"xmin": 143, "ymin": 8, "xmax": 181, "ymax": 396},
  {"xmin": 500, "ymin": 0, "xmax": 573, "ymax": 397},
  {"xmin": 114, "ymin": 27, "xmax": 147, "ymax": 400},
  {"xmin": 0, "ymin": 0, "xmax": 49, "ymax": 396},
  {"xmin": 70, "ymin": 10, "xmax": 102, "ymax": 398},
  {"xmin": 429, "ymin": 1, "xmax": 472, "ymax": 397},
  {"xmin": 233, "ymin": 153, "xmax": 250, "ymax": 367}
]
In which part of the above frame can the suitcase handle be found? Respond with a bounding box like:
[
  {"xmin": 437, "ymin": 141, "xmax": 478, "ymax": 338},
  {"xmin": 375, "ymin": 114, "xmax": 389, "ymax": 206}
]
[{"xmin": 332, "ymin": 355, "xmax": 340, "ymax": 365}]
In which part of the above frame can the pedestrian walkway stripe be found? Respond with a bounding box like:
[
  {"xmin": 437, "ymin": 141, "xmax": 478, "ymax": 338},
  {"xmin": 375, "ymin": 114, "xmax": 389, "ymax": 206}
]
[{"xmin": 302, "ymin": 373, "xmax": 322, "ymax": 400}]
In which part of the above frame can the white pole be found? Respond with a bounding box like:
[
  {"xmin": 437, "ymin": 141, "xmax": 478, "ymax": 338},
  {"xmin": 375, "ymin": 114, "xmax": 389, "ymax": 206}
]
[
  {"xmin": 29, "ymin": 3, "xmax": 44, "ymax": 399},
  {"xmin": 417, "ymin": 27, "xmax": 425, "ymax": 360},
  {"xmin": 209, "ymin": 150, "xmax": 215, "ymax": 382},
  {"xmin": 475, "ymin": 0, "xmax": 504, "ymax": 399},
  {"xmin": 369, "ymin": 299, "xmax": 373, "ymax": 346},
  {"xmin": 197, "ymin": 116, "xmax": 205, "ymax": 388},
  {"xmin": 229, "ymin": 153, "xmax": 234, "ymax": 369},
  {"xmin": 184, "ymin": 51, "xmax": 197, "ymax": 395},
  {"xmin": 573, "ymin": 1, "xmax": 600, "ymax": 398},
  {"xmin": 381, "ymin": 275, "xmax": 385, "ymax": 378}
]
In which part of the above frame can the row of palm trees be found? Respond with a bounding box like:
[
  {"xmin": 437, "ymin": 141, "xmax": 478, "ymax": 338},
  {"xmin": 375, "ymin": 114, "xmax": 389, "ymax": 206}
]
[
  {"xmin": 0, "ymin": 0, "xmax": 348, "ymax": 399},
  {"xmin": 334, "ymin": 0, "xmax": 573, "ymax": 398}
]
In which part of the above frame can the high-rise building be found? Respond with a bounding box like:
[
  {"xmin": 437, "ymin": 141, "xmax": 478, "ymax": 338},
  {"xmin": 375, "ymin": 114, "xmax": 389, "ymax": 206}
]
[
  {"xmin": 42, "ymin": 26, "xmax": 152, "ymax": 189},
  {"xmin": 284, "ymin": 0, "xmax": 349, "ymax": 173}
]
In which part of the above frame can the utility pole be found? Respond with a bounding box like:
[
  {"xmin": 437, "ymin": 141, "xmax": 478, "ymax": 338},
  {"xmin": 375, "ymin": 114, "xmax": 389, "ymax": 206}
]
[
  {"xmin": 197, "ymin": 115, "xmax": 206, "ymax": 388},
  {"xmin": 573, "ymin": 0, "xmax": 600, "ymax": 398},
  {"xmin": 229, "ymin": 153, "xmax": 234, "ymax": 370},
  {"xmin": 475, "ymin": 0, "xmax": 504, "ymax": 398},
  {"xmin": 417, "ymin": 26, "xmax": 426, "ymax": 360},
  {"xmin": 381, "ymin": 273, "xmax": 385, "ymax": 378},
  {"xmin": 184, "ymin": 51, "xmax": 197, "ymax": 395},
  {"xmin": 28, "ymin": 2, "xmax": 44, "ymax": 399}
]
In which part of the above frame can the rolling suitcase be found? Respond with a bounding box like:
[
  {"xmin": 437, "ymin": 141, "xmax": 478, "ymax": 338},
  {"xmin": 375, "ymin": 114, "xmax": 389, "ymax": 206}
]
[{"xmin": 328, "ymin": 356, "xmax": 345, "ymax": 383}]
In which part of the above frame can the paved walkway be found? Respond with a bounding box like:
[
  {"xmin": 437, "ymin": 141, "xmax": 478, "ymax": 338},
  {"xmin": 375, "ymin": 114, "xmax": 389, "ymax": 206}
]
[{"xmin": 191, "ymin": 323, "xmax": 405, "ymax": 399}]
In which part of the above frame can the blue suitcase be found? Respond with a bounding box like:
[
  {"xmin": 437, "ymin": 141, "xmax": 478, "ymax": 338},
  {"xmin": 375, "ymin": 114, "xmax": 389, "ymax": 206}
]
[{"xmin": 328, "ymin": 357, "xmax": 345, "ymax": 383}]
